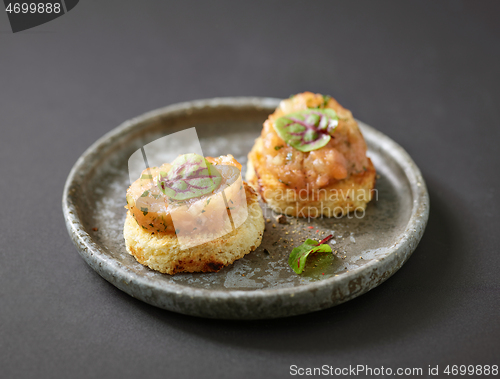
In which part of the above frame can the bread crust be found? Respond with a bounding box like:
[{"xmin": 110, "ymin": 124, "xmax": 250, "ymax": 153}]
[
  {"xmin": 246, "ymin": 137, "xmax": 376, "ymax": 217},
  {"xmin": 124, "ymin": 183, "xmax": 265, "ymax": 274}
]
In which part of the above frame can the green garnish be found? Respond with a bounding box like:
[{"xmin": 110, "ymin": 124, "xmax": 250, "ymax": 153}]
[
  {"xmin": 288, "ymin": 235, "xmax": 333, "ymax": 274},
  {"xmin": 140, "ymin": 207, "xmax": 148, "ymax": 216},
  {"xmin": 322, "ymin": 95, "xmax": 332, "ymax": 108},
  {"xmin": 140, "ymin": 190, "xmax": 150, "ymax": 197},
  {"xmin": 140, "ymin": 174, "xmax": 153, "ymax": 180},
  {"xmin": 157, "ymin": 153, "xmax": 222, "ymax": 201},
  {"xmin": 274, "ymin": 145, "xmax": 284, "ymax": 151},
  {"xmin": 313, "ymin": 95, "xmax": 332, "ymax": 109},
  {"xmin": 274, "ymin": 108, "xmax": 338, "ymax": 152},
  {"xmin": 278, "ymin": 179, "xmax": 289, "ymax": 186}
]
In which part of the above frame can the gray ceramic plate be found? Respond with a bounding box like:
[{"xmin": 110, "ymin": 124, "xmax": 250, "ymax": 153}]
[{"xmin": 63, "ymin": 97, "xmax": 429, "ymax": 319}]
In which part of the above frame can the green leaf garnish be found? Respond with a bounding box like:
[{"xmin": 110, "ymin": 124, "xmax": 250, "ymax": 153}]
[
  {"xmin": 322, "ymin": 95, "xmax": 332, "ymax": 108},
  {"xmin": 288, "ymin": 235, "xmax": 333, "ymax": 274},
  {"xmin": 141, "ymin": 174, "xmax": 153, "ymax": 180},
  {"xmin": 274, "ymin": 108, "xmax": 339, "ymax": 152},
  {"xmin": 157, "ymin": 153, "xmax": 222, "ymax": 201}
]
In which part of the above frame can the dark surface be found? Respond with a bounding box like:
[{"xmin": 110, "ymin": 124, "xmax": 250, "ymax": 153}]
[{"xmin": 1, "ymin": 1, "xmax": 499, "ymax": 378}]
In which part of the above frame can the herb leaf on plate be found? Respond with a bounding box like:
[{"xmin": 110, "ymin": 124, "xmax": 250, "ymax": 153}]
[
  {"xmin": 273, "ymin": 108, "xmax": 339, "ymax": 152},
  {"xmin": 288, "ymin": 235, "xmax": 333, "ymax": 274}
]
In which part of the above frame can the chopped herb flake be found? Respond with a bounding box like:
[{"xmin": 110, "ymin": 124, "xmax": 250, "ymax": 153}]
[
  {"xmin": 322, "ymin": 95, "xmax": 332, "ymax": 108},
  {"xmin": 278, "ymin": 179, "xmax": 290, "ymax": 186}
]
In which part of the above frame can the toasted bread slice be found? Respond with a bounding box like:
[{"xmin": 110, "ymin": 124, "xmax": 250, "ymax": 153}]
[{"xmin": 124, "ymin": 183, "xmax": 264, "ymax": 274}]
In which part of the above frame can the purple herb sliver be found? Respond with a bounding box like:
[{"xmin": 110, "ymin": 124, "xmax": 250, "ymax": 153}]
[
  {"xmin": 158, "ymin": 153, "xmax": 222, "ymax": 201},
  {"xmin": 273, "ymin": 108, "xmax": 339, "ymax": 152}
]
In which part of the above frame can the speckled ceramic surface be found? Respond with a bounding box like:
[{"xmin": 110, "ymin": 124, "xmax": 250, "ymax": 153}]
[{"xmin": 62, "ymin": 97, "xmax": 429, "ymax": 319}]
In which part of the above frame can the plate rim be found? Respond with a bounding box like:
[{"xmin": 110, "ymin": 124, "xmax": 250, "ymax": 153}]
[{"xmin": 62, "ymin": 97, "xmax": 429, "ymax": 318}]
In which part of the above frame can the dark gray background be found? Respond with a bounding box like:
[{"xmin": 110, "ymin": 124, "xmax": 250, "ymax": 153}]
[{"xmin": 1, "ymin": 1, "xmax": 499, "ymax": 378}]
